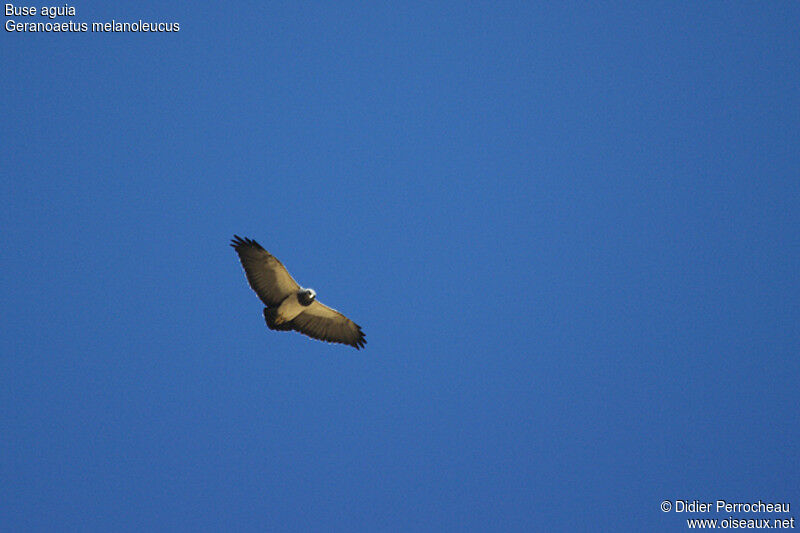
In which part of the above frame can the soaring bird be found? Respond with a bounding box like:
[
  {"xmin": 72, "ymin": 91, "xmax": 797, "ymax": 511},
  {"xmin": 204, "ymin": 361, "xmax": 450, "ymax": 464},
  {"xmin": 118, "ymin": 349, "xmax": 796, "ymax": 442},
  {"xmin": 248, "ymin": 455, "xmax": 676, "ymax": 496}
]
[{"xmin": 231, "ymin": 235, "xmax": 366, "ymax": 349}]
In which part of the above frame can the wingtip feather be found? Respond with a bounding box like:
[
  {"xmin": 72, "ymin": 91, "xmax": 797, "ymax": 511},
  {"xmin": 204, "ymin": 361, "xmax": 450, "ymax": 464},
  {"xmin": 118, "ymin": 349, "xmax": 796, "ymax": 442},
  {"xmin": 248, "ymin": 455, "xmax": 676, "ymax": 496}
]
[{"xmin": 231, "ymin": 235, "xmax": 265, "ymax": 251}]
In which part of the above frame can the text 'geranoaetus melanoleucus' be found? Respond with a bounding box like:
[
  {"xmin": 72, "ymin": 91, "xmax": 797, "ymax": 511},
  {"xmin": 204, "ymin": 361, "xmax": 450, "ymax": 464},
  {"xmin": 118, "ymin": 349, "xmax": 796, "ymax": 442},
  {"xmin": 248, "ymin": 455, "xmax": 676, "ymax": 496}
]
[{"xmin": 231, "ymin": 235, "xmax": 366, "ymax": 349}]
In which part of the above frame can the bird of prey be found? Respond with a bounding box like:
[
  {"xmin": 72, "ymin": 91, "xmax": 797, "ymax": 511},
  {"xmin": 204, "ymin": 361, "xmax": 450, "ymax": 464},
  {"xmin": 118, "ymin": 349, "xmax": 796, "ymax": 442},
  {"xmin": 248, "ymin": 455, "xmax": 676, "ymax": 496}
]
[{"xmin": 231, "ymin": 235, "xmax": 366, "ymax": 349}]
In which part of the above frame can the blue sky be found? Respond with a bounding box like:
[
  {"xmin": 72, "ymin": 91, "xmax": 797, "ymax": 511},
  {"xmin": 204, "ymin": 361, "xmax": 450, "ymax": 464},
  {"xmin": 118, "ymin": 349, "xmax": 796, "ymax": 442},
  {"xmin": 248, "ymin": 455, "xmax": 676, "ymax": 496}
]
[{"xmin": 2, "ymin": 2, "xmax": 798, "ymax": 531}]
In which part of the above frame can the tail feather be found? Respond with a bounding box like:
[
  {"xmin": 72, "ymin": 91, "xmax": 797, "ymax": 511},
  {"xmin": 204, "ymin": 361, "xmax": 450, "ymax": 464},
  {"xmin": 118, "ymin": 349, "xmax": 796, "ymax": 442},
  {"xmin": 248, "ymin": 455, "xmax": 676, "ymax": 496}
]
[{"xmin": 263, "ymin": 307, "xmax": 292, "ymax": 331}]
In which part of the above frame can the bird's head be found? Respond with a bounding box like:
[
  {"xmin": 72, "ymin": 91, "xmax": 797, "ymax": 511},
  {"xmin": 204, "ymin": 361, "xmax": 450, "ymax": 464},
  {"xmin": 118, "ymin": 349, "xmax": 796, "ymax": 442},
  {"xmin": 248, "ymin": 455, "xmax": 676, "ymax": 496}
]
[{"xmin": 298, "ymin": 288, "xmax": 317, "ymax": 306}]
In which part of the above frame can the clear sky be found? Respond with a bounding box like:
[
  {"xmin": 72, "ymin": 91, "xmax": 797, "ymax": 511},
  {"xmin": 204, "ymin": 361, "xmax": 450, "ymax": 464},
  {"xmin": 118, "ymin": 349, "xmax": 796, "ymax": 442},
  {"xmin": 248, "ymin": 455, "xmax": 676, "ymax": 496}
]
[{"xmin": 2, "ymin": 2, "xmax": 798, "ymax": 531}]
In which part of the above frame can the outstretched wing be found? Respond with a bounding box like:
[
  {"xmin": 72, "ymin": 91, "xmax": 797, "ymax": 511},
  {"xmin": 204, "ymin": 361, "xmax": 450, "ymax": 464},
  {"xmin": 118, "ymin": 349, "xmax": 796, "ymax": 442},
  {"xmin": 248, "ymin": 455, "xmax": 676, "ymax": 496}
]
[
  {"xmin": 290, "ymin": 300, "xmax": 366, "ymax": 350},
  {"xmin": 231, "ymin": 235, "xmax": 301, "ymax": 306}
]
